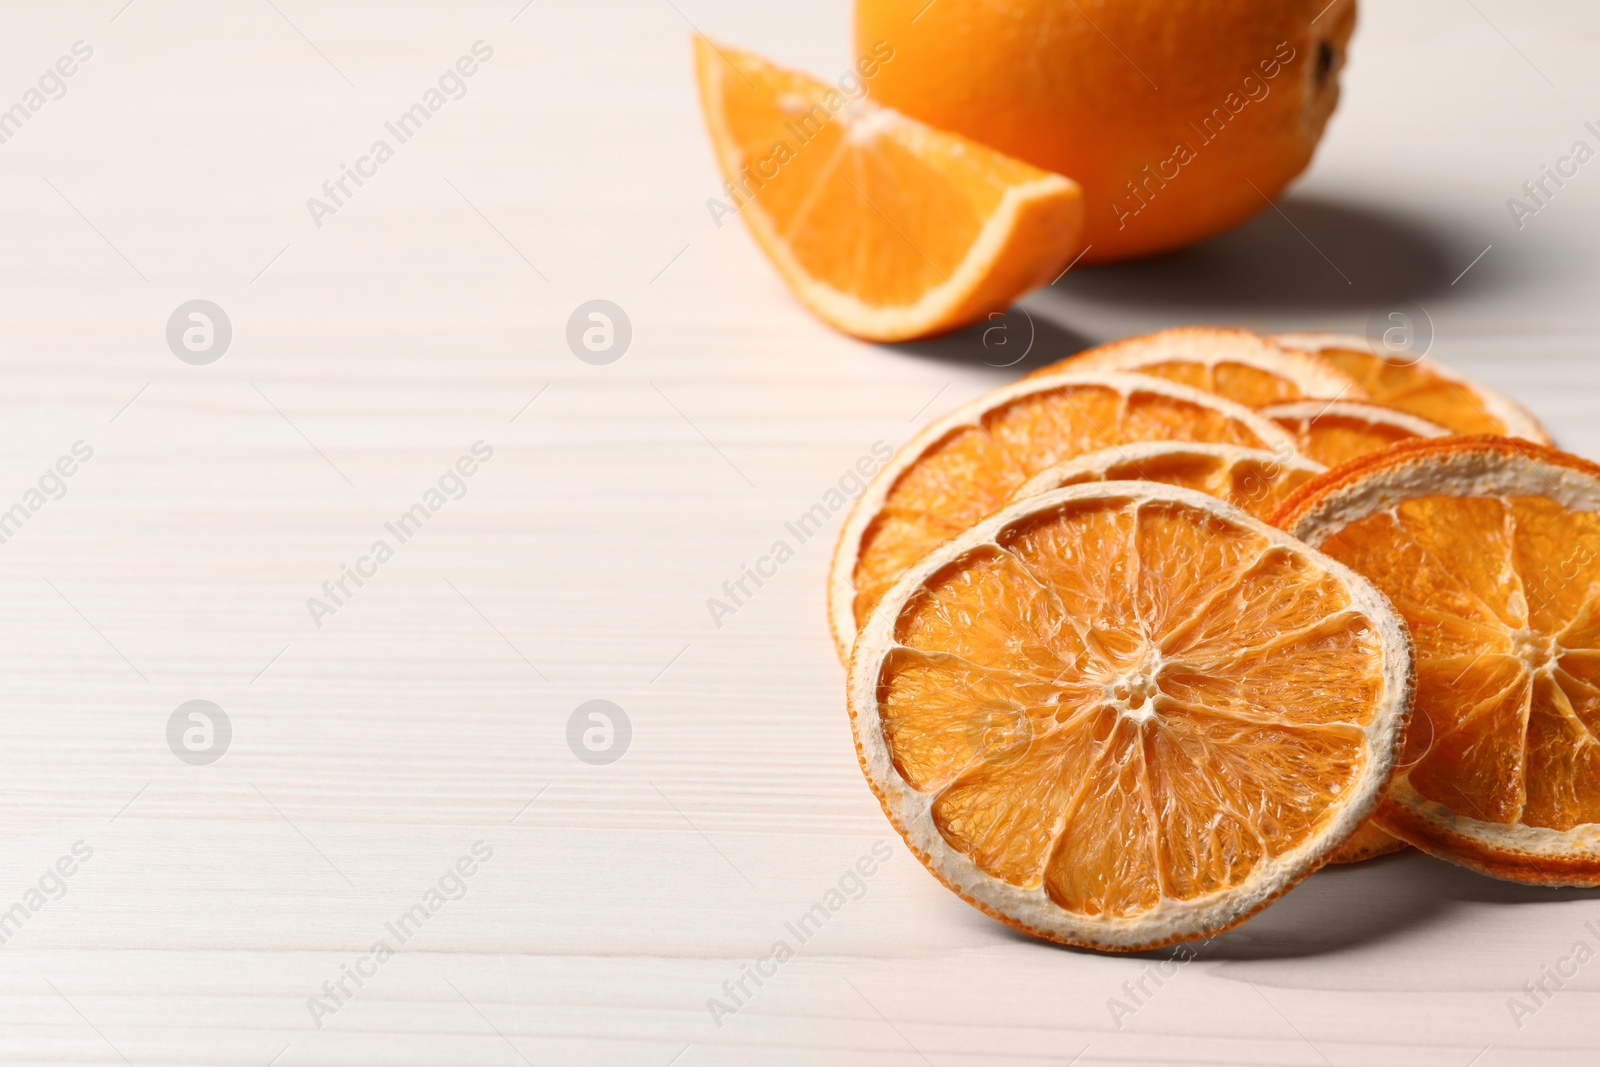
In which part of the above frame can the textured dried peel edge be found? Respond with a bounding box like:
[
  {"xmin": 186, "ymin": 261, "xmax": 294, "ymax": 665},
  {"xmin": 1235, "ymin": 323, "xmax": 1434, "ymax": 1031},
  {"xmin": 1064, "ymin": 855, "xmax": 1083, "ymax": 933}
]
[
  {"xmin": 826, "ymin": 372, "xmax": 1300, "ymax": 663},
  {"xmin": 1257, "ymin": 400, "xmax": 1450, "ymax": 441},
  {"xmin": 1054, "ymin": 328, "xmax": 1363, "ymax": 401},
  {"xmin": 1269, "ymin": 332, "xmax": 1553, "ymax": 445},
  {"xmin": 846, "ymin": 481, "xmax": 1417, "ymax": 951},
  {"xmin": 1325, "ymin": 823, "xmax": 1409, "ymax": 864},
  {"xmin": 1010, "ymin": 441, "xmax": 1327, "ymax": 503},
  {"xmin": 1274, "ymin": 435, "xmax": 1600, "ymax": 885},
  {"xmin": 1273, "ymin": 435, "xmax": 1600, "ymax": 552}
]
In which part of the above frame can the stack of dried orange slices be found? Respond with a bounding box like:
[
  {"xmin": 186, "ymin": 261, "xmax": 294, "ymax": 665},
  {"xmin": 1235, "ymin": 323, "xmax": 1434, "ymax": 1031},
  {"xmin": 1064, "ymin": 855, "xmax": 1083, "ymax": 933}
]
[{"xmin": 831, "ymin": 326, "xmax": 1599, "ymax": 953}]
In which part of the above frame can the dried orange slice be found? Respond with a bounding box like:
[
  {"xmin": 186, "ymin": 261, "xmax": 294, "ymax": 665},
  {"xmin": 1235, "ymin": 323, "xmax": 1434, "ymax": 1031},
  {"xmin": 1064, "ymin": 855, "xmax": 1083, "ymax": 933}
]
[
  {"xmin": 848, "ymin": 482, "xmax": 1414, "ymax": 951},
  {"xmin": 1272, "ymin": 332, "xmax": 1551, "ymax": 443},
  {"xmin": 1010, "ymin": 441, "xmax": 1324, "ymax": 521},
  {"xmin": 693, "ymin": 37, "xmax": 1084, "ymax": 342},
  {"xmin": 828, "ymin": 373, "xmax": 1295, "ymax": 660},
  {"xmin": 1328, "ymin": 821, "xmax": 1408, "ymax": 864},
  {"xmin": 1262, "ymin": 400, "xmax": 1459, "ymax": 864},
  {"xmin": 1277, "ymin": 436, "xmax": 1600, "ymax": 884},
  {"xmin": 1259, "ymin": 400, "xmax": 1448, "ymax": 468},
  {"xmin": 1029, "ymin": 327, "xmax": 1361, "ymax": 408}
]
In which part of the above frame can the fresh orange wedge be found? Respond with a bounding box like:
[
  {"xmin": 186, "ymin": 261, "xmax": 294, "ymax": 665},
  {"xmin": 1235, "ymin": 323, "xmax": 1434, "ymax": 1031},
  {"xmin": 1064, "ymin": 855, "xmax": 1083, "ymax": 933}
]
[
  {"xmin": 828, "ymin": 373, "xmax": 1295, "ymax": 660},
  {"xmin": 848, "ymin": 482, "xmax": 1413, "ymax": 950},
  {"xmin": 1029, "ymin": 327, "xmax": 1360, "ymax": 408},
  {"xmin": 1277, "ymin": 436, "xmax": 1600, "ymax": 884},
  {"xmin": 1010, "ymin": 441, "xmax": 1324, "ymax": 521},
  {"xmin": 693, "ymin": 37, "xmax": 1084, "ymax": 342},
  {"xmin": 1272, "ymin": 332, "xmax": 1551, "ymax": 443},
  {"xmin": 1260, "ymin": 400, "xmax": 1448, "ymax": 468}
]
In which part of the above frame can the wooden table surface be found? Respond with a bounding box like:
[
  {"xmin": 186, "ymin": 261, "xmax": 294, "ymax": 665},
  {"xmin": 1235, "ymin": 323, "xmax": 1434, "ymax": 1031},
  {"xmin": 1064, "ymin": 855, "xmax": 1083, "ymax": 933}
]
[{"xmin": 2, "ymin": 1, "xmax": 1598, "ymax": 1064}]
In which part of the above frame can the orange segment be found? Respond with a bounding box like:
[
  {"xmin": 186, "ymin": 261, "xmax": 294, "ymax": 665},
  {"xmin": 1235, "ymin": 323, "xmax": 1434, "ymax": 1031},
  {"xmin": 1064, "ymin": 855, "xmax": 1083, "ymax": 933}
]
[
  {"xmin": 1516, "ymin": 496, "xmax": 1600, "ymax": 636},
  {"xmin": 693, "ymin": 37, "xmax": 1084, "ymax": 342},
  {"xmin": 878, "ymin": 646, "xmax": 1067, "ymax": 793},
  {"xmin": 1010, "ymin": 441, "xmax": 1325, "ymax": 521},
  {"xmin": 1404, "ymin": 656, "xmax": 1529, "ymax": 824},
  {"xmin": 1526, "ymin": 673, "xmax": 1600, "ymax": 828},
  {"xmin": 829, "ymin": 373, "xmax": 1296, "ymax": 661},
  {"xmin": 1029, "ymin": 327, "xmax": 1361, "ymax": 408},
  {"xmin": 848, "ymin": 483, "xmax": 1412, "ymax": 951},
  {"xmin": 1272, "ymin": 332, "xmax": 1552, "ymax": 443},
  {"xmin": 1259, "ymin": 401, "xmax": 1448, "ymax": 468},
  {"xmin": 1277, "ymin": 436, "xmax": 1600, "ymax": 884}
]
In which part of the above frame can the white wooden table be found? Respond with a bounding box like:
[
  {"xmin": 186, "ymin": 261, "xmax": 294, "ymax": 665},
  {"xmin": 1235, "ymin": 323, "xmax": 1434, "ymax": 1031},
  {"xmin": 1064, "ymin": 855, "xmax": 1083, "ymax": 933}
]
[{"xmin": 1, "ymin": 1, "xmax": 1598, "ymax": 1063}]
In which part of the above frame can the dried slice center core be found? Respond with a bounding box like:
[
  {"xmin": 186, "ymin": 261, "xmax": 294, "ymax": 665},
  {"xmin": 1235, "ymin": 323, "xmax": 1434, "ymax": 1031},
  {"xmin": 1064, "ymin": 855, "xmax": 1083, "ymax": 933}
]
[
  {"xmin": 880, "ymin": 495, "xmax": 1386, "ymax": 917},
  {"xmin": 1098, "ymin": 653, "xmax": 1164, "ymax": 720},
  {"xmin": 1510, "ymin": 627, "xmax": 1558, "ymax": 674}
]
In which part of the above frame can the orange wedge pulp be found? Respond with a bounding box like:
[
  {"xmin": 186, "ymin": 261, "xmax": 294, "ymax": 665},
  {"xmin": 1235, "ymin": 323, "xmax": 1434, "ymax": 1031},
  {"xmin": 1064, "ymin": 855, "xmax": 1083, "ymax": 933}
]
[
  {"xmin": 828, "ymin": 373, "xmax": 1295, "ymax": 661},
  {"xmin": 849, "ymin": 482, "xmax": 1413, "ymax": 950},
  {"xmin": 693, "ymin": 37, "xmax": 1084, "ymax": 342},
  {"xmin": 1278, "ymin": 436, "xmax": 1600, "ymax": 884}
]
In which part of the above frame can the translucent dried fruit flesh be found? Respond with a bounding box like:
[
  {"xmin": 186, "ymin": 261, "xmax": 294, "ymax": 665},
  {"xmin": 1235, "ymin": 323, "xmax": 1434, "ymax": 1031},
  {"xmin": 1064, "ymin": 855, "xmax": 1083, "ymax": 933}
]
[
  {"xmin": 1318, "ymin": 348, "xmax": 1518, "ymax": 437},
  {"xmin": 874, "ymin": 493, "xmax": 1393, "ymax": 923},
  {"xmin": 1320, "ymin": 495, "xmax": 1600, "ymax": 830},
  {"xmin": 1281, "ymin": 437, "xmax": 1600, "ymax": 884},
  {"xmin": 1326, "ymin": 820, "xmax": 1407, "ymax": 863},
  {"xmin": 1262, "ymin": 403, "xmax": 1445, "ymax": 468},
  {"xmin": 851, "ymin": 381, "xmax": 1285, "ymax": 633},
  {"xmin": 1030, "ymin": 328, "xmax": 1358, "ymax": 409},
  {"xmin": 1014, "ymin": 444, "xmax": 1323, "ymax": 522},
  {"xmin": 1086, "ymin": 359, "xmax": 1308, "ymax": 408}
]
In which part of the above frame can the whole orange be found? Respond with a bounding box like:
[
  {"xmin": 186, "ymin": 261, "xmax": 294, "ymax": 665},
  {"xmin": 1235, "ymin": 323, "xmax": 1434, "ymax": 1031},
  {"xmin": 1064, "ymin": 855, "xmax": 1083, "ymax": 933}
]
[{"xmin": 855, "ymin": 0, "xmax": 1356, "ymax": 262}]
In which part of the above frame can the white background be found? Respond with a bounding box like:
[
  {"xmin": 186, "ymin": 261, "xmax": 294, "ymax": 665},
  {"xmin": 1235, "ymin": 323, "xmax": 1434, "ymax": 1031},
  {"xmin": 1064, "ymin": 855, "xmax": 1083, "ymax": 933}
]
[{"xmin": 0, "ymin": 1, "xmax": 1597, "ymax": 1064}]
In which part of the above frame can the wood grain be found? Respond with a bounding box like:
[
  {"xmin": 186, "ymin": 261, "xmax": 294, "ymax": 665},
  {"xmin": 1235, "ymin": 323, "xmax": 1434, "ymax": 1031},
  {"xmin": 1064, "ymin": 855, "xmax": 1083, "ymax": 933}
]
[{"xmin": 1, "ymin": 1, "xmax": 1598, "ymax": 1063}]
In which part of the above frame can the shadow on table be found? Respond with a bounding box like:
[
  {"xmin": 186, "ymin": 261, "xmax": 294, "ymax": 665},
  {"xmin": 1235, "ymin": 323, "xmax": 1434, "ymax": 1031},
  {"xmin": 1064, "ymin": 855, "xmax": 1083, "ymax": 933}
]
[
  {"xmin": 1037, "ymin": 194, "xmax": 1471, "ymax": 316},
  {"xmin": 880, "ymin": 308, "xmax": 1095, "ymax": 377},
  {"xmin": 873, "ymin": 196, "xmax": 1479, "ymax": 378},
  {"xmin": 989, "ymin": 850, "xmax": 1600, "ymax": 961},
  {"xmin": 1191, "ymin": 851, "xmax": 1600, "ymax": 961}
]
